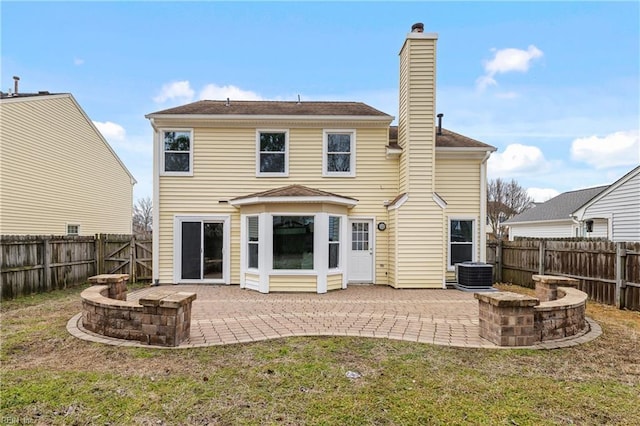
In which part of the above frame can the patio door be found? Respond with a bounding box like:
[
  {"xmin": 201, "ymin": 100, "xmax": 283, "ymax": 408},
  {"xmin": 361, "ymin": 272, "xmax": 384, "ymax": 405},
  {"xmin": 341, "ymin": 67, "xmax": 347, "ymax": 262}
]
[
  {"xmin": 348, "ymin": 219, "xmax": 374, "ymax": 283},
  {"xmin": 176, "ymin": 216, "xmax": 229, "ymax": 284}
]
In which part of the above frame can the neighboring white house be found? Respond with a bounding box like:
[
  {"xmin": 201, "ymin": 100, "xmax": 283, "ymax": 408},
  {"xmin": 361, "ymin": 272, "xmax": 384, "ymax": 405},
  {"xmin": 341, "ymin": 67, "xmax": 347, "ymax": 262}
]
[
  {"xmin": 572, "ymin": 165, "xmax": 640, "ymax": 242},
  {"xmin": 0, "ymin": 88, "xmax": 136, "ymax": 235},
  {"xmin": 506, "ymin": 165, "xmax": 640, "ymax": 241}
]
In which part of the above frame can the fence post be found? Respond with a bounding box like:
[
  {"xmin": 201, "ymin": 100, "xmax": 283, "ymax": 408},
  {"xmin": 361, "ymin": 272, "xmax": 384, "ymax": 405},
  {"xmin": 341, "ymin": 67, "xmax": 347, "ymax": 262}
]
[
  {"xmin": 496, "ymin": 240, "xmax": 503, "ymax": 283},
  {"xmin": 130, "ymin": 235, "xmax": 137, "ymax": 282},
  {"xmin": 42, "ymin": 238, "xmax": 51, "ymax": 292},
  {"xmin": 538, "ymin": 239, "xmax": 546, "ymax": 275},
  {"xmin": 615, "ymin": 242, "xmax": 627, "ymax": 309}
]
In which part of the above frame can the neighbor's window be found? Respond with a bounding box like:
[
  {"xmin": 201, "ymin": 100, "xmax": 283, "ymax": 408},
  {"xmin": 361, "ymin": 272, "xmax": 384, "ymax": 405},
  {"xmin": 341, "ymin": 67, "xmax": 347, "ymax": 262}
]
[
  {"xmin": 162, "ymin": 130, "xmax": 192, "ymax": 174},
  {"xmin": 67, "ymin": 224, "xmax": 80, "ymax": 235},
  {"xmin": 258, "ymin": 131, "xmax": 288, "ymax": 176},
  {"xmin": 324, "ymin": 130, "xmax": 355, "ymax": 176},
  {"xmin": 449, "ymin": 219, "xmax": 474, "ymax": 266},
  {"xmin": 328, "ymin": 216, "xmax": 341, "ymax": 269},
  {"xmin": 247, "ymin": 216, "xmax": 259, "ymax": 269},
  {"xmin": 273, "ymin": 216, "xmax": 314, "ymax": 269}
]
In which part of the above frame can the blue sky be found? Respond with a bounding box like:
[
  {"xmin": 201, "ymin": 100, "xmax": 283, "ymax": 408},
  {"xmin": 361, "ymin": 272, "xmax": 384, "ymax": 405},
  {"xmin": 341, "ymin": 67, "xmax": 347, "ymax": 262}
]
[{"xmin": 2, "ymin": 1, "xmax": 639, "ymax": 203}]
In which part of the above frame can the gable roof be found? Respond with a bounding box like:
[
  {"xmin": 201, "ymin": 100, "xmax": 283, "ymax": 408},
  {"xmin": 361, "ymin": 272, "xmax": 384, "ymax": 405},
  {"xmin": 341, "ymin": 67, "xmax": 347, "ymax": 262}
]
[
  {"xmin": 573, "ymin": 165, "xmax": 640, "ymax": 219},
  {"xmin": 147, "ymin": 100, "xmax": 392, "ymax": 118},
  {"xmin": 1, "ymin": 93, "xmax": 137, "ymax": 184},
  {"xmin": 388, "ymin": 125, "xmax": 495, "ymax": 150},
  {"xmin": 505, "ymin": 185, "xmax": 608, "ymax": 224},
  {"xmin": 229, "ymin": 184, "xmax": 358, "ymax": 208}
]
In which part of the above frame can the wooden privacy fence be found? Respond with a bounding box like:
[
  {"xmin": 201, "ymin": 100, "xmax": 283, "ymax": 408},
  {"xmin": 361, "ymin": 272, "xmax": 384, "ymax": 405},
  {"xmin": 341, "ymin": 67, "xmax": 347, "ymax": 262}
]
[
  {"xmin": 1, "ymin": 234, "xmax": 152, "ymax": 299},
  {"xmin": 487, "ymin": 239, "xmax": 640, "ymax": 311}
]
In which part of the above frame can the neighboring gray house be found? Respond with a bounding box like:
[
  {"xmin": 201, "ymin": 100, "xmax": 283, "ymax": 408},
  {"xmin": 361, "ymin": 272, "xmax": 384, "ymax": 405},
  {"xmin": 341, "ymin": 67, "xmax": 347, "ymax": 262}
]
[{"xmin": 506, "ymin": 165, "xmax": 639, "ymax": 241}]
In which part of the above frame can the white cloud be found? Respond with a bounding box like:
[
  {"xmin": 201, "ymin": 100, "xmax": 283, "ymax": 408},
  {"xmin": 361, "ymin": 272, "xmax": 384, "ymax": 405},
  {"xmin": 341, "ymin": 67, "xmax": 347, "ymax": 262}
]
[
  {"xmin": 527, "ymin": 187, "xmax": 559, "ymax": 203},
  {"xmin": 477, "ymin": 45, "xmax": 543, "ymax": 91},
  {"xmin": 93, "ymin": 121, "xmax": 126, "ymax": 141},
  {"xmin": 74, "ymin": 58, "xmax": 84, "ymax": 66},
  {"xmin": 571, "ymin": 130, "xmax": 640, "ymax": 168},
  {"xmin": 495, "ymin": 91, "xmax": 519, "ymax": 99},
  {"xmin": 488, "ymin": 143, "xmax": 550, "ymax": 178},
  {"xmin": 199, "ymin": 84, "xmax": 263, "ymax": 101},
  {"xmin": 153, "ymin": 80, "xmax": 195, "ymax": 103}
]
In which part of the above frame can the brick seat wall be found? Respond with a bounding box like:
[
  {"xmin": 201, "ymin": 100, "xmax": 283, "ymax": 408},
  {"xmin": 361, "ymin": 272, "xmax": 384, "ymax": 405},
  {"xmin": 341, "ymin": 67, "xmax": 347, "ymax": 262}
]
[{"xmin": 81, "ymin": 275, "xmax": 196, "ymax": 347}]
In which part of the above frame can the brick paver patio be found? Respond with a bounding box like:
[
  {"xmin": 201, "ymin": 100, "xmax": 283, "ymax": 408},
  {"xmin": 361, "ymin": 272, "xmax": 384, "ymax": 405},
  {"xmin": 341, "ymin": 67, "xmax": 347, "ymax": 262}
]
[{"xmin": 67, "ymin": 285, "xmax": 601, "ymax": 349}]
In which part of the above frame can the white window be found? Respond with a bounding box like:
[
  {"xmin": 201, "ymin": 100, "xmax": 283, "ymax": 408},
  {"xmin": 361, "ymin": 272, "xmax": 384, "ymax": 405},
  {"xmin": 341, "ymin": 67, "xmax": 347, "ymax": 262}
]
[
  {"xmin": 247, "ymin": 216, "xmax": 259, "ymax": 269},
  {"xmin": 328, "ymin": 216, "xmax": 341, "ymax": 269},
  {"xmin": 161, "ymin": 130, "xmax": 193, "ymax": 175},
  {"xmin": 257, "ymin": 130, "xmax": 288, "ymax": 176},
  {"xmin": 449, "ymin": 219, "xmax": 475, "ymax": 268},
  {"xmin": 66, "ymin": 224, "xmax": 80, "ymax": 235},
  {"xmin": 323, "ymin": 130, "xmax": 356, "ymax": 177},
  {"xmin": 273, "ymin": 216, "xmax": 314, "ymax": 270}
]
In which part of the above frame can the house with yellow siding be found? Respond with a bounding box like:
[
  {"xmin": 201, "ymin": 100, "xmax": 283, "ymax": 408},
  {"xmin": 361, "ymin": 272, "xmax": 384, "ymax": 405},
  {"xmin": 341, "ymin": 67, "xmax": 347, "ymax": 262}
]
[
  {"xmin": 0, "ymin": 90, "xmax": 136, "ymax": 236},
  {"xmin": 146, "ymin": 23, "xmax": 495, "ymax": 292}
]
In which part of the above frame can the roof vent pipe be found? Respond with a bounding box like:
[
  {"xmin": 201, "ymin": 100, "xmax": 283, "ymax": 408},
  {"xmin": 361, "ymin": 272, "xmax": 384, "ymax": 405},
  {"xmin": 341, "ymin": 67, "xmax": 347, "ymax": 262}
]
[
  {"xmin": 437, "ymin": 113, "xmax": 444, "ymax": 135},
  {"xmin": 411, "ymin": 23, "xmax": 424, "ymax": 33},
  {"xmin": 225, "ymin": 97, "xmax": 230, "ymax": 107},
  {"xmin": 13, "ymin": 76, "xmax": 20, "ymax": 95}
]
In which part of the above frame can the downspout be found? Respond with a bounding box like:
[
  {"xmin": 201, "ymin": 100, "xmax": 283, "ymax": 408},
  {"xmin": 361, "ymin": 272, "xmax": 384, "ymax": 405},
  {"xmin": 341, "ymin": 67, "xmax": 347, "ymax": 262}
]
[
  {"xmin": 150, "ymin": 118, "xmax": 161, "ymax": 285},
  {"xmin": 479, "ymin": 151, "xmax": 492, "ymax": 263}
]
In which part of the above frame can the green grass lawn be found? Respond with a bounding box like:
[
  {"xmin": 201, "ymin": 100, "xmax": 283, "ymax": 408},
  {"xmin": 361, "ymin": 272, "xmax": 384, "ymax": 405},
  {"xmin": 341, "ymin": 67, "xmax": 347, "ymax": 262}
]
[{"xmin": 1, "ymin": 283, "xmax": 638, "ymax": 425}]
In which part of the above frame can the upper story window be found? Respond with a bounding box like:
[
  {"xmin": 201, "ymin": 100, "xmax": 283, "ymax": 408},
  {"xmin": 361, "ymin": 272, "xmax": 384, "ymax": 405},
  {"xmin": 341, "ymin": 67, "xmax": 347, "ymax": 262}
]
[
  {"xmin": 162, "ymin": 130, "xmax": 193, "ymax": 175},
  {"xmin": 257, "ymin": 130, "xmax": 288, "ymax": 177},
  {"xmin": 323, "ymin": 130, "xmax": 356, "ymax": 177}
]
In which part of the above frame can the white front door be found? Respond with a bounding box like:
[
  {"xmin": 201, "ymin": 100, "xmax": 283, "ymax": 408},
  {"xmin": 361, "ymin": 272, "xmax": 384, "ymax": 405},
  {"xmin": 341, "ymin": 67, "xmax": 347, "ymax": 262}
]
[{"xmin": 348, "ymin": 219, "xmax": 374, "ymax": 283}]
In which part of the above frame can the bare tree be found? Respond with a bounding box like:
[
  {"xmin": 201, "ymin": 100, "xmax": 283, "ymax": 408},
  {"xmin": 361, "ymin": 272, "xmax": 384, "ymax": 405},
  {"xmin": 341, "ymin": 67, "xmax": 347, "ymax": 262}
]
[
  {"xmin": 487, "ymin": 178, "xmax": 534, "ymax": 240},
  {"xmin": 133, "ymin": 197, "xmax": 152, "ymax": 237}
]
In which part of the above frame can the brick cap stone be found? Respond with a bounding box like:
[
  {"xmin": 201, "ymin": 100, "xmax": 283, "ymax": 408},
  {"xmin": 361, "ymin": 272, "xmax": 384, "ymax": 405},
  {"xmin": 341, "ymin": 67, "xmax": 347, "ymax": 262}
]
[
  {"xmin": 532, "ymin": 275, "xmax": 578, "ymax": 287},
  {"xmin": 160, "ymin": 292, "xmax": 197, "ymax": 308},
  {"xmin": 139, "ymin": 290, "xmax": 197, "ymax": 307},
  {"xmin": 535, "ymin": 286, "xmax": 588, "ymax": 311},
  {"xmin": 475, "ymin": 291, "xmax": 540, "ymax": 307},
  {"xmin": 88, "ymin": 274, "xmax": 130, "ymax": 284}
]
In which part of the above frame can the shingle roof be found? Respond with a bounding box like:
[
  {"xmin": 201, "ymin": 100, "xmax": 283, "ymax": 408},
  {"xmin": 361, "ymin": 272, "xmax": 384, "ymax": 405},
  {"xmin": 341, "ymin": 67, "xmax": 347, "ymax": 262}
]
[
  {"xmin": 505, "ymin": 186, "xmax": 609, "ymax": 224},
  {"xmin": 388, "ymin": 125, "xmax": 494, "ymax": 149},
  {"xmin": 148, "ymin": 100, "xmax": 391, "ymax": 117},
  {"xmin": 231, "ymin": 184, "xmax": 357, "ymax": 202},
  {"xmin": 0, "ymin": 91, "xmax": 58, "ymax": 99}
]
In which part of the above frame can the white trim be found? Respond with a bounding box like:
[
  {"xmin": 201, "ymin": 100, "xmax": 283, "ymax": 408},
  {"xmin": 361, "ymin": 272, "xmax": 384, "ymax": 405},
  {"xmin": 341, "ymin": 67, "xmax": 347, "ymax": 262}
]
[
  {"xmin": 479, "ymin": 151, "xmax": 491, "ymax": 263},
  {"xmin": 323, "ymin": 129, "xmax": 356, "ymax": 177},
  {"xmin": 230, "ymin": 195, "xmax": 357, "ymax": 208},
  {"xmin": 432, "ymin": 193, "xmax": 447, "ymax": 210},
  {"xmin": 256, "ymin": 129, "xmax": 289, "ymax": 177},
  {"xmin": 159, "ymin": 128, "xmax": 194, "ymax": 176},
  {"xmin": 447, "ymin": 217, "xmax": 477, "ymax": 272},
  {"xmin": 315, "ymin": 213, "xmax": 328, "ymax": 293},
  {"xmin": 151, "ymin": 118, "xmax": 160, "ymax": 283},
  {"xmin": 145, "ymin": 113, "xmax": 393, "ymax": 123},
  {"xmin": 387, "ymin": 194, "xmax": 408, "ymax": 211},
  {"xmin": 173, "ymin": 214, "xmax": 230, "ymax": 284}
]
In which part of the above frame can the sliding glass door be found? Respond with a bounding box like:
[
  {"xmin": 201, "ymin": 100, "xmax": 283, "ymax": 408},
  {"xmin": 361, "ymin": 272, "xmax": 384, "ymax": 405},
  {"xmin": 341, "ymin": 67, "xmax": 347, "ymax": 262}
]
[{"xmin": 177, "ymin": 217, "xmax": 228, "ymax": 283}]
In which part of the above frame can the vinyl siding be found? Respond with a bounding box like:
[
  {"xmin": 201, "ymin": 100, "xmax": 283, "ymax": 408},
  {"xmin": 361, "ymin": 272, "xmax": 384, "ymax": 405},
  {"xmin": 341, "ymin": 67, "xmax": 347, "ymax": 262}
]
[
  {"xmin": 394, "ymin": 34, "xmax": 442, "ymax": 288},
  {"xmin": 581, "ymin": 172, "xmax": 640, "ymax": 241},
  {"xmin": 509, "ymin": 221, "xmax": 576, "ymax": 240},
  {"xmin": 269, "ymin": 274, "xmax": 316, "ymax": 292},
  {"xmin": 436, "ymin": 157, "xmax": 483, "ymax": 281},
  {"xmin": 155, "ymin": 124, "xmax": 397, "ymax": 285},
  {"xmin": 0, "ymin": 95, "xmax": 134, "ymax": 235},
  {"xmin": 327, "ymin": 273, "xmax": 343, "ymax": 291}
]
